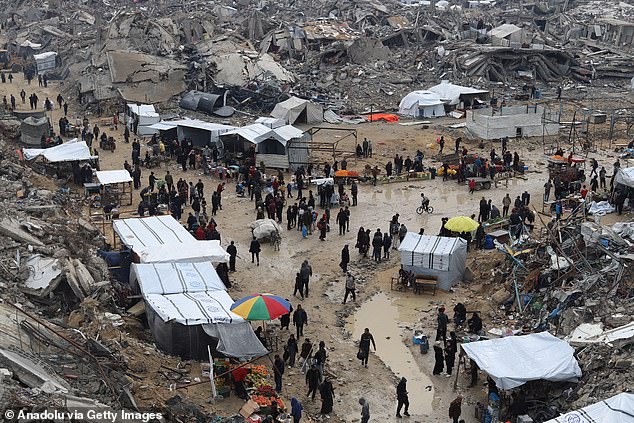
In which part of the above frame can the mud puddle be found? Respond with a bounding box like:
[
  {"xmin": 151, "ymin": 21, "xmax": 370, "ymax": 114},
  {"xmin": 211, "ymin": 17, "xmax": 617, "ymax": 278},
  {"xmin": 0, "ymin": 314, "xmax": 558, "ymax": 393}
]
[{"xmin": 348, "ymin": 292, "xmax": 434, "ymax": 416}]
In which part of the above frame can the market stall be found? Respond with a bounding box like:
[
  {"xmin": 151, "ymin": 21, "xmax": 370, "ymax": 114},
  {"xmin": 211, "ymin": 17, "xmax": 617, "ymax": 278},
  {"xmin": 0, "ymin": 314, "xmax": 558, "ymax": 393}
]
[{"xmin": 95, "ymin": 170, "xmax": 133, "ymax": 207}]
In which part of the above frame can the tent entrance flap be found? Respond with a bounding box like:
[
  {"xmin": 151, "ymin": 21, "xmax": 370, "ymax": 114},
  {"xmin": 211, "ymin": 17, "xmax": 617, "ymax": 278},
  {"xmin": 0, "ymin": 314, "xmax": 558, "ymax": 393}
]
[{"xmin": 203, "ymin": 322, "xmax": 268, "ymax": 360}]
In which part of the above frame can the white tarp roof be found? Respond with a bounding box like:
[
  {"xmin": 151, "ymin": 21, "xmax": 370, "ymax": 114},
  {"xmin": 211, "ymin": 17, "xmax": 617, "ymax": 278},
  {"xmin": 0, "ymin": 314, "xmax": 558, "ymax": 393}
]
[
  {"xmin": 174, "ymin": 119, "xmax": 235, "ymax": 132},
  {"xmin": 96, "ymin": 170, "xmax": 132, "ymax": 185},
  {"xmin": 255, "ymin": 117, "xmax": 285, "ymax": 129},
  {"xmin": 222, "ymin": 123, "xmax": 286, "ymax": 145},
  {"xmin": 147, "ymin": 121, "xmax": 179, "ymax": 131},
  {"xmin": 33, "ymin": 51, "xmax": 57, "ymax": 61},
  {"xmin": 131, "ymin": 262, "xmax": 226, "ymax": 295},
  {"xmin": 615, "ymin": 167, "xmax": 634, "ymax": 188},
  {"xmin": 428, "ymin": 81, "xmax": 489, "ymax": 105},
  {"xmin": 461, "ymin": 332, "xmax": 582, "ymax": 390},
  {"xmin": 275, "ymin": 124, "xmax": 304, "ymax": 141},
  {"xmin": 489, "ymin": 23, "xmax": 522, "ymax": 38},
  {"xmin": 23, "ymin": 140, "xmax": 95, "ymax": 162},
  {"xmin": 145, "ymin": 290, "xmax": 242, "ymax": 325},
  {"xmin": 399, "ymin": 90, "xmax": 446, "ymax": 117},
  {"xmin": 398, "ymin": 233, "xmax": 464, "ymax": 271},
  {"xmin": 112, "ymin": 216, "xmax": 229, "ymax": 263},
  {"xmin": 271, "ymin": 96, "xmax": 323, "ymax": 125},
  {"xmin": 545, "ymin": 393, "xmax": 634, "ymax": 423},
  {"xmin": 127, "ymin": 103, "xmax": 159, "ymax": 118}
]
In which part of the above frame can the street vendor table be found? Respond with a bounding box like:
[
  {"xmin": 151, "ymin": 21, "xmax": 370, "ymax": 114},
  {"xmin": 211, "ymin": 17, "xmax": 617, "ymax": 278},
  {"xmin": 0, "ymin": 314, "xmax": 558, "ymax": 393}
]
[{"xmin": 264, "ymin": 330, "xmax": 280, "ymax": 351}]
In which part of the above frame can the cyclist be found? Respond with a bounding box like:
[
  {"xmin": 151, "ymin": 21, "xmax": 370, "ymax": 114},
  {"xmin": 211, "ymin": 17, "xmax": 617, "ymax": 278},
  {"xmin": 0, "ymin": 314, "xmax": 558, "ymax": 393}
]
[{"xmin": 420, "ymin": 193, "xmax": 430, "ymax": 212}]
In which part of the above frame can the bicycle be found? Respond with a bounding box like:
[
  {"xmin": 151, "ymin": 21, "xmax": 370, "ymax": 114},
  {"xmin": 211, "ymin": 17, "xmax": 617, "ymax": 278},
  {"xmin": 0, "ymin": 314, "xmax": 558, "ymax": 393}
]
[{"xmin": 416, "ymin": 203, "xmax": 434, "ymax": 214}]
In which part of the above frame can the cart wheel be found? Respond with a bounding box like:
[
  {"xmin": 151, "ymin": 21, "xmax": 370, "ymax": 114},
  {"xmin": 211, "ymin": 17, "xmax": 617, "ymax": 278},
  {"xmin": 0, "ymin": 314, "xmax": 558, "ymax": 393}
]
[
  {"xmin": 483, "ymin": 181, "xmax": 491, "ymax": 189},
  {"xmin": 427, "ymin": 206, "xmax": 434, "ymax": 214},
  {"xmin": 416, "ymin": 206, "xmax": 424, "ymax": 215}
]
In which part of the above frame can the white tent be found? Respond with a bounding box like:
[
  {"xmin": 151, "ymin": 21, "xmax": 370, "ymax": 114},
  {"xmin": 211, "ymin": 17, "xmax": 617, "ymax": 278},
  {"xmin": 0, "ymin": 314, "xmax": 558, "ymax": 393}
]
[
  {"xmin": 399, "ymin": 91, "xmax": 446, "ymax": 118},
  {"xmin": 95, "ymin": 170, "xmax": 132, "ymax": 185},
  {"xmin": 112, "ymin": 216, "xmax": 229, "ymax": 263},
  {"xmin": 398, "ymin": 233, "xmax": 467, "ymax": 290},
  {"xmin": 428, "ymin": 81, "xmax": 489, "ymax": 106},
  {"xmin": 545, "ymin": 393, "xmax": 634, "ymax": 423},
  {"xmin": 33, "ymin": 52, "xmax": 57, "ymax": 74},
  {"xmin": 461, "ymin": 332, "xmax": 582, "ymax": 390},
  {"xmin": 271, "ymin": 96, "xmax": 323, "ymax": 125},
  {"xmin": 126, "ymin": 104, "xmax": 160, "ymax": 136},
  {"xmin": 23, "ymin": 140, "xmax": 95, "ymax": 162},
  {"xmin": 615, "ymin": 167, "xmax": 634, "ymax": 188}
]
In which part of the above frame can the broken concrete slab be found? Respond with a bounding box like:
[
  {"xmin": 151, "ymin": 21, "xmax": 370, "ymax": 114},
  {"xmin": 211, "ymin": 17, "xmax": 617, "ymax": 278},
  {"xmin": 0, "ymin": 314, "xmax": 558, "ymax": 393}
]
[
  {"xmin": 23, "ymin": 255, "xmax": 63, "ymax": 297},
  {"xmin": 0, "ymin": 218, "xmax": 45, "ymax": 246},
  {"xmin": 0, "ymin": 348, "xmax": 70, "ymax": 393}
]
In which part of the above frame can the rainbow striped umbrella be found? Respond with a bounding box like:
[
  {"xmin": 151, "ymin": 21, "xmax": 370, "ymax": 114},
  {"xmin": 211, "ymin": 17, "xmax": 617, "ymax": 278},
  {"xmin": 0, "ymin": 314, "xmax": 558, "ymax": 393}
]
[{"xmin": 230, "ymin": 294, "xmax": 291, "ymax": 321}]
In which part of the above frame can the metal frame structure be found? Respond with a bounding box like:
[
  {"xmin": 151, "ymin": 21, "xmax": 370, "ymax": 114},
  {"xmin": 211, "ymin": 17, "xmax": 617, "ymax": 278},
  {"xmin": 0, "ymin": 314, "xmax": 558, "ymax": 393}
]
[{"xmin": 286, "ymin": 127, "xmax": 358, "ymax": 168}]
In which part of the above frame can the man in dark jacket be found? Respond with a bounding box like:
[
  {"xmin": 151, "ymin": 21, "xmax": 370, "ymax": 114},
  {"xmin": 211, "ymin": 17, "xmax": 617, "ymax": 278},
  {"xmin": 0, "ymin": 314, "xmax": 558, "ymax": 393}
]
[
  {"xmin": 396, "ymin": 377, "xmax": 410, "ymax": 418},
  {"xmin": 336, "ymin": 208, "xmax": 347, "ymax": 235},
  {"xmin": 249, "ymin": 236, "xmax": 261, "ymax": 265},
  {"xmin": 293, "ymin": 304, "xmax": 308, "ymax": 338},
  {"xmin": 306, "ymin": 364, "xmax": 321, "ymax": 399},
  {"xmin": 273, "ymin": 355, "xmax": 285, "ymax": 392},
  {"xmin": 340, "ymin": 245, "xmax": 350, "ymax": 273},
  {"xmin": 372, "ymin": 229, "xmax": 383, "ymax": 262},
  {"xmin": 226, "ymin": 241, "xmax": 237, "ymax": 271},
  {"xmin": 436, "ymin": 307, "xmax": 449, "ymax": 344},
  {"xmin": 358, "ymin": 328, "xmax": 376, "ymax": 368},
  {"xmin": 300, "ymin": 260, "xmax": 313, "ymax": 297}
]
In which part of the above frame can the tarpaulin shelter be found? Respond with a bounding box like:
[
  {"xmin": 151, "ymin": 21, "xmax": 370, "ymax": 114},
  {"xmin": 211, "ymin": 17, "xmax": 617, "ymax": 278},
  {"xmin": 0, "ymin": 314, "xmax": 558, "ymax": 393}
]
[
  {"xmin": 428, "ymin": 80, "xmax": 490, "ymax": 107},
  {"xmin": 461, "ymin": 332, "xmax": 582, "ymax": 390},
  {"xmin": 544, "ymin": 393, "xmax": 634, "ymax": 423},
  {"xmin": 112, "ymin": 215, "xmax": 229, "ymax": 263},
  {"xmin": 23, "ymin": 140, "xmax": 94, "ymax": 162},
  {"xmin": 399, "ymin": 91, "xmax": 446, "ymax": 118},
  {"xmin": 615, "ymin": 167, "xmax": 634, "ymax": 188},
  {"xmin": 398, "ymin": 233, "xmax": 467, "ymax": 290},
  {"xmin": 33, "ymin": 52, "xmax": 57, "ymax": 75},
  {"xmin": 95, "ymin": 170, "xmax": 133, "ymax": 206},
  {"xmin": 125, "ymin": 104, "xmax": 160, "ymax": 136},
  {"xmin": 271, "ymin": 96, "xmax": 323, "ymax": 125},
  {"xmin": 220, "ymin": 123, "xmax": 306, "ymax": 170},
  {"xmin": 130, "ymin": 262, "xmax": 267, "ymax": 360},
  {"xmin": 20, "ymin": 116, "xmax": 50, "ymax": 146}
]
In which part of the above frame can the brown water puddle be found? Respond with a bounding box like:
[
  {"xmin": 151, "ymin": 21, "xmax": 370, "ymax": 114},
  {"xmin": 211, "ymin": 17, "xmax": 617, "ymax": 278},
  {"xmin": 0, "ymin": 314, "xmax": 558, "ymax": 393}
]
[{"xmin": 348, "ymin": 292, "xmax": 434, "ymax": 416}]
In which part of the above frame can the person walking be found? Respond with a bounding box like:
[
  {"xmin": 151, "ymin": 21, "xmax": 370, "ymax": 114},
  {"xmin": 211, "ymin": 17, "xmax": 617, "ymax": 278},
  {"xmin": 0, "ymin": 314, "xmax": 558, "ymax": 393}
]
[
  {"xmin": 544, "ymin": 179, "xmax": 552, "ymax": 202},
  {"xmin": 351, "ymin": 181, "xmax": 358, "ymax": 206},
  {"xmin": 227, "ymin": 241, "xmax": 237, "ymax": 271},
  {"xmin": 343, "ymin": 272, "xmax": 356, "ymax": 304},
  {"xmin": 280, "ymin": 301, "xmax": 292, "ymax": 331},
  {"xmin": 468, "ymin": 179, "xmax": 476, "ymax": 194},
  {"xmin": 291, "ymin": 398, "xmax": 303, "ymax": 423},
  {"xmin": 286, "ymin": 334, "xmax": 299, "ymax": 368},
  {"xmin": 293, "ymin": 272, "xmax": 305, "ymax": 299},
  {"xmin": 319, "ymin": 378, "xmax": 335, "ymax": 416},
  {"xmin": 340, "ymin": 245, "xmax": 350, "ymax": 273},
  {"xmin": 433, "ymin": 341, "xmax": 444, "ymax": 375},
  {"xmin": 359, "ymin": 398, "xmax": 370, "ymax": 423},
  {"xmin": 336, "ymin": 208, "xmax": 347, "ymax": 235},
  {"xmin": 371, "ymin": 229, "xmax": 382, "ymax": 262},
  {"xmin": 436, "ymin": 306, "xmax": 449, "ymax": 344},
  {"xmin": 249, "ymin": 236, "xmax": 261, "ymax": 265},
  {"xmin": 293, "ymin": 304, "xmax": 308, "ymax": 338},
  {"xmin": 396, "ymin": 377, "xmax": 410, "ymax": 418},
  {"xmin": 382, "ymin": 232, "xmax": 392, "ymax": 259},
  {"xmin": 306, "ymin": 364, "xmax": 321, "ymax": 400},
  {"xmin": 358, "ymin": 328, "xmax": 376, "ymax": 368},
  {"xmin": 300, "ymin": 260, "xmax": 313, "ymax": 297},
  {"xmin": 449, "ymin": 396, "xmax": 462, "ymax": 423},
  {"xmin": 273, "ymin": 354, "xmax": 285, "ymax": 392}
]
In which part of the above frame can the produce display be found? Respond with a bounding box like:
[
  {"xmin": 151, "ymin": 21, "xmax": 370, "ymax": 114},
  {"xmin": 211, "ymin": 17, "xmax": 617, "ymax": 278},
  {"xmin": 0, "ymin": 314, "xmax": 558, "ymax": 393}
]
[
  {"xmin": 252, "ymin": 386, "xmax": 285, "ymax": 410},
  {"xmin": 244, "ymin": 364, "xmax": 269, "ymax": 387}
]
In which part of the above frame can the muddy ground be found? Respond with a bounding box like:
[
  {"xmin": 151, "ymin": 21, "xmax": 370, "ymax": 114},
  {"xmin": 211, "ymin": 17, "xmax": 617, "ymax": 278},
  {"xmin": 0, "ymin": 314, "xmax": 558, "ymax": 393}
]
[{"xmin": 4, "ymin": 76, "xmax": 628, "ymax": 422}]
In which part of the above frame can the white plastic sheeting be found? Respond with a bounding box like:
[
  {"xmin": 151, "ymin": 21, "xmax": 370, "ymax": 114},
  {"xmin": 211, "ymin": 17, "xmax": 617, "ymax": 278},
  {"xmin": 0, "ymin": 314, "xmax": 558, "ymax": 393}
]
[
  {"xmin": 112, "ymin": 216, "xmax": 229, "ymax": 263},
  {"xmin": 567, "ymin": 322, "xmax": 634, "ymax": 346},
  {"xmin": 249, "ymin": 219, "xmax": 282, "ymax": 240},
  {"xmin": 545, "ymin": 393, "xmax": 634, "ymax": 423},
  {"xmin": 615, "ymin": 167, "xmax": 634, "ymax": 188},
  {"xmin": 461, "ymin": 332, "xmax": 582, "ymax": 390},
  {"xmin": 398, "ymin": 233, "xmax": 467, "ymax": 290},
  {"xmin": 588, "ymin": 200, "xmax": 615, "ymax": 215},
  {"xmin": 144, "ymin": 290, "xmax": 242, "ymax": 325},
  {"xmin": 398, "ymin": 90, "xmax": 446, "ymax": 118},
  {"xmin": 130, "ymin": 262, "xmax": 226, "ymax": 295},
  {"xmin": 95, "ymin": 170, "xmax": 132, "ymax": 185},
  {"xmin": 23, "ymin": 140, "xmax": 94, "ymax": 162},
  {"xmin": 428, "ymin": 81, "xmax": 489, "ymax": 105}
]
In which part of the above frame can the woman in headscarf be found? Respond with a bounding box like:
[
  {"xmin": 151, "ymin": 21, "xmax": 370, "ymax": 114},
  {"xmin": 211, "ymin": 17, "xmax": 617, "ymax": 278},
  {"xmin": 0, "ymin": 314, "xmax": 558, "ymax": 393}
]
[
  {"xmin": 319, "ymin": 378, "xmax": 335, "ymax": 416},
  {"xmin": 290, "ymin": 397, "xmax": 303, "ymax": 423},
  {"xmin": 433, "ymin": 341, "xmax": 444, "ymax": 375}
]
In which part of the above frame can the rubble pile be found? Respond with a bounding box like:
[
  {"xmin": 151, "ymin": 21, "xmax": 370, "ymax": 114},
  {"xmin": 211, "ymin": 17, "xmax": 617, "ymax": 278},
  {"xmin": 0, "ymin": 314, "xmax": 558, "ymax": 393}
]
[
  {"xmin": 2, "ymin": 0, "xmax": 633, "ymax": 114},
  {"xmin": 461, "ymin": 212, "xmax": 634, "ymax": 417}
]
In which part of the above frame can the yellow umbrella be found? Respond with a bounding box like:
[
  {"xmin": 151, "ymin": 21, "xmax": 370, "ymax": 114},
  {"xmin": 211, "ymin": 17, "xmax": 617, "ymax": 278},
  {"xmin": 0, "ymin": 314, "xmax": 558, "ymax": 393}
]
[{"xmin": 444, "ymin": 216, "xmax": 479, "ymax": 233}]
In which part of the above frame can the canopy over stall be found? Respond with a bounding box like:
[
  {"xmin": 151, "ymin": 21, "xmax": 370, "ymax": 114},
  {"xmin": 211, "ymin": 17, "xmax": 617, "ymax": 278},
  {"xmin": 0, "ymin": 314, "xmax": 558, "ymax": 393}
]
[
  {"xmin": 95, "ymin": 170, "xmax": 133, "ymax": 206},
  {"xmin": 130, "ymin": 262, "xmax": 267, "ymax": 360},
  {"xmin": 112, "ymin": 215, "xmax": 229, "ymax": 263},
  {"xmin": 24, "ymin": 140, "xmax": 94, "ymax": 162},
  {"xmin": 95, "ymin": 170, "xmax": 132, "ymax": 185},
  {"xmin": 461, "ymin": 332, "xmax": 582, "ymax": 390},
  {"xmin": 271, "ymin": 96, "xmax": 323, "ymax": 125},
  {"xmin": 399, "ymin": 90, "xmax": 446, "ymax": 118},
  {"xmin": 544, "ymin": 393, "xmax": 634, "ymax": 423},
  {"xmin": 398, "ymin": 233, "xmax": 467, "ymax": 290}
]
